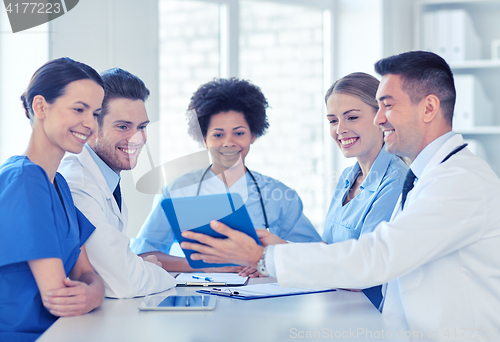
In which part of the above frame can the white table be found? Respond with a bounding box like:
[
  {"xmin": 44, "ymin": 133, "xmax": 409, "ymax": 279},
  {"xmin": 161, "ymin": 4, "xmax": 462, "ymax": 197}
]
[{"xmin": 38, "ymin": 277, "xmax": 404, "ymax": 342}]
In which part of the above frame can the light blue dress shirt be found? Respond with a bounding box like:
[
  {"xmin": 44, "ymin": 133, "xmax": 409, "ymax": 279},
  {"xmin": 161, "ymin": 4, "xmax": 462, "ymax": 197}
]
[
  {"xmin": 130, "ymin": 168, "xmax": 322, "ymax": 255},
  {"xmin": 85, "ymin": 144, "xmax": 120, "ymax": 193},
  {"xmin": 410, "ymin": 131, "xmax": 455, "ymax": 181},
  {"xmin": 322, "ymin": 146, "xmax": 408, "ymax": 244}
]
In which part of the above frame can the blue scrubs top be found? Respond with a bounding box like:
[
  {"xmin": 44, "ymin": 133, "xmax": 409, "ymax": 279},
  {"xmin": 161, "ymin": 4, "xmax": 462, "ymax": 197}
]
[
  {"xmin": 322, "ymin": 147, "xmax": 407, "ymax": 244},
  {"xmin": 130, "ymin": 168, "xmax": 321, "ymax": 255},
  {"xmin": 0, "ymin": 156, "xmax": 95, "ymax": 341}
]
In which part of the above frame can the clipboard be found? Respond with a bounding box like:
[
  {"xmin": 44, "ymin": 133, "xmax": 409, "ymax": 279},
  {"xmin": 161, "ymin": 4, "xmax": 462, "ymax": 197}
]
[
  {"xmin": 161, "ymin": 193, "xmax": 261, "ymax": 269},
  {"xmin": 175, "ymin": 273, "xmax": 249, "ymax": 287},
  {"xmin": 197, "ymin": 283, "xmax": 336, "ymax": 300}
]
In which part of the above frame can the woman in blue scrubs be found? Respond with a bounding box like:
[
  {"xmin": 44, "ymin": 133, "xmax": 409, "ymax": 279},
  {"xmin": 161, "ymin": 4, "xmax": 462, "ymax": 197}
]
[
  {"xmin": 0, "ymin": 58, "xmax": 105, "ymax": 341},
  {"xmin": 130, "ymin": 78, "xmax": 321, "ymax": 273}
]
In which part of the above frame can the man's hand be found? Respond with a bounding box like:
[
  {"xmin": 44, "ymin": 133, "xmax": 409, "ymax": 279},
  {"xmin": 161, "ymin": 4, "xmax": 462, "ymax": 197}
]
[
  {"xmin": 256, "ymin": 229, "xmax": 287, "ymax": 246},
  {"xmin": 181, "ymin": 221, "xmax": 264, "ymax": 268}
]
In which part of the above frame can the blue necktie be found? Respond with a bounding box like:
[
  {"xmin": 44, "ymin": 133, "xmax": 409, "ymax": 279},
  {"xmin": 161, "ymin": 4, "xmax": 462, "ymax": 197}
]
[
  {"xmin": 401, "ymin": 169, "xmax": 416, "ymax": 210},
  {"xmin": 113, "ymin": 183, "xmax": 122, "ymax": 211}
]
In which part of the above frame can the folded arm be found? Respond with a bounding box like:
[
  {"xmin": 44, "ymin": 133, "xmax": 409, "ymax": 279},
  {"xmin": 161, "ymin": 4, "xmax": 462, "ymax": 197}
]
[
  {"xmin": 29, "ymin": 246, "xmax": 104, "ymax": 317},
  {"xmin": 70, "ymin": 187, "xmax": 176, "ymax": 298}
]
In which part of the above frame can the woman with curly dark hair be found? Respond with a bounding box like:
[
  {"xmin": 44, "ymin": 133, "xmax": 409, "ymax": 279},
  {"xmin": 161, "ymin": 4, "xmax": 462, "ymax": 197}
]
[{"xmin": 131, "ymin": 78, "xmax": 321, "ymax": 274}]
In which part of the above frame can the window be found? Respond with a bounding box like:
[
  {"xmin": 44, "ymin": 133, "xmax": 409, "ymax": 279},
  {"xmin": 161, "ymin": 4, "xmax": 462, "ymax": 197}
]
[
  {"xmin": 159, "ymin": 0, "xmax": 334, "ymax": 233},
  {"xmin": 0, "ymin": 12, "xmax": 48, "ymax": 164},
  {"xmin": 239, "ymin": 1, "xmax": 326, "ymax": 229},
  {"xmin": 159, "ymin": 0, "xmax": 220, "ymax": 165}
]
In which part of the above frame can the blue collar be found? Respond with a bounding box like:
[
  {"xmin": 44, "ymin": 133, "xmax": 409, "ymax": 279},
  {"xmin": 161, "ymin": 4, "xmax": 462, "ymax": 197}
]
[
  {"xmin": 410, "ymin": 131, "xmax": 454, "ymax": 179},
  {"xmin": 344, "ymin": 145, "xmax": 393, "ymax": 192},
  {"xmin": 85, "ymin": 144, "xmax": 120, "ymax": 193}
]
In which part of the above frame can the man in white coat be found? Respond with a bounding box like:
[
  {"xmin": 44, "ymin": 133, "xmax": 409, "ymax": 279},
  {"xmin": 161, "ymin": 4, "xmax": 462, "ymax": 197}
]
[
  {"xmin": 59, "ymin": 68, "xmax": 176, "ymax": 298},
  {"xmin": 179, "ymin": 51, "xmax": 500, "ymax": 340}
]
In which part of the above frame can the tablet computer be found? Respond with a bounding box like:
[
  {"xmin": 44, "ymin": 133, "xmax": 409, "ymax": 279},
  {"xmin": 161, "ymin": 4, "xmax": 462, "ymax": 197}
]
[
  {"xmin": 138, "ymin": 295, "xmax": 216, "ymax": 311},
  {"xmin": 161, "ymin": 193, "xmax": 261, "ymax": 269}
]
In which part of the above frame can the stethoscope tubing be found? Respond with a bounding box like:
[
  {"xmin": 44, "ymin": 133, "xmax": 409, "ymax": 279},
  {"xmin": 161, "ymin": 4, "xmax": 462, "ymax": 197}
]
[{"xmin": 196, "ymin": 165, "xmax": 269, "ymax": 229}]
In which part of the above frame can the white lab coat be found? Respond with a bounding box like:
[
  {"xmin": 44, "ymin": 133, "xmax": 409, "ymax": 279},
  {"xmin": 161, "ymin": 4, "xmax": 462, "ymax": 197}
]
[
  {"xmin": 59, "ymin": 147, "xmax": 176, "ymax": 298},
  {"xmin": 274, "ymin": 134, "xmax": 500, "ymax": 340}
]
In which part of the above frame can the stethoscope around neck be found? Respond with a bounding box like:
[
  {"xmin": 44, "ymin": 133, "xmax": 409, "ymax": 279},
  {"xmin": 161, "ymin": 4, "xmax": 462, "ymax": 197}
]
[{"xmin": 196, "ymin": 165, "xmax": 269, "ymax": 229}]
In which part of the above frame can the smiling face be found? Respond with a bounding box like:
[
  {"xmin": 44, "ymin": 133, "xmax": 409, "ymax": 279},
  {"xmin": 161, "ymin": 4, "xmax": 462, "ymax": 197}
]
[
  {"xmin": 374, "ymin": 74, "xmax": 424, "ymax": 161},
  {"xmin": 40, "ymin": 79, "xmax": 104, "ymax": 155},
  {"xmin": 92, "ymin": 98, "xmax": 149, "ymax": 174},
  {"xmin": 203, "ymin": 111, "xmax": 256, "ymax": 173},
  {"xmin": 326, "ymin": 93, "xmax": 383, "ymax": 165}
]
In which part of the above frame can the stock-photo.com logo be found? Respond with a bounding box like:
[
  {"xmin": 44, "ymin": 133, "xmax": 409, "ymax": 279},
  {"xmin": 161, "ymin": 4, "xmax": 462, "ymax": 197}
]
[{"xmin": 3, "ymin": 0, "xmax": 79, "ymax": 33}]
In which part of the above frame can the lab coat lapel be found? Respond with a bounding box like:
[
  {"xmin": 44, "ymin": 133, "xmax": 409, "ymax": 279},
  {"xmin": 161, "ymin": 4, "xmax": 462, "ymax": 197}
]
[
  {"xmin": 420, "ymin": 134, "xmax": 465, "ymax": 180},
  {"xmin": 390, "ymin": 195, "xmax": 403, "ymax": 220},
  {"xmin": 76, "ymin": 147, "xmax": 125, "ymax": 227},
  {"xmin": 390, "ymin": 134, "xmax": 464, "ymax": 219}
]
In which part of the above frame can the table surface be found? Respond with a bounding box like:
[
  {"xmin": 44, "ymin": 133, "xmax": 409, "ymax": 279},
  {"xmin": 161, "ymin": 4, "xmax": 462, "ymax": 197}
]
[{"xmin": 38, "ymin": 276, "xmax": 404, "ymax": 342}]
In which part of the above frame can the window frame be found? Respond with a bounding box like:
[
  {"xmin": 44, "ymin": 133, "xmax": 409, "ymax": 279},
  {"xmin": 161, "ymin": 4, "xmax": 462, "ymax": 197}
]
[{"xmin": 160, "ymin": 0, "xmax": 339, "ymax": 229}]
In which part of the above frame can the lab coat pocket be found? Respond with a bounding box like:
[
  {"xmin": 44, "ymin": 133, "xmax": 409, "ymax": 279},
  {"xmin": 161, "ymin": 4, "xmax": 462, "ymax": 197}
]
[{"xmin": 398, "ymin": 266, "xmax": 424, "ymax": 293}]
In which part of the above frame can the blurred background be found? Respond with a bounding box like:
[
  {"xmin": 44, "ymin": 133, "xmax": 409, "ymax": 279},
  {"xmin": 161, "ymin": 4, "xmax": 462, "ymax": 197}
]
[{"xmin": 1, "ymin": 0, "xmax": 499, "ymax": 237}]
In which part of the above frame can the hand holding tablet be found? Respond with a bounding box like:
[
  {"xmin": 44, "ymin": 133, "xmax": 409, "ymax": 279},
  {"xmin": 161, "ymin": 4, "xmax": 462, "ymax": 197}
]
[{"xmin": 161, "ymin": 193, "xmax": 261, "ymax": 268}]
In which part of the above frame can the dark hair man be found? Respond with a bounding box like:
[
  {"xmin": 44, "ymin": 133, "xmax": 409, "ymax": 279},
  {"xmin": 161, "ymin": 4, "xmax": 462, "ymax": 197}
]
[
  {"xmin": 179, "ymin": 51, "xmax": 500, "ymax": 338},
  {"xmin": 59, "ymin": 68, "xmax": 176, "ymax": 298}
]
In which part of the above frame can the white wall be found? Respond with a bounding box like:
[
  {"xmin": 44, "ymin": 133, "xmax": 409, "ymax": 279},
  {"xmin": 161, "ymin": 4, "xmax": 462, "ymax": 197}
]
[
  {"xmin": 49, "ymin": 0, "xmax": 160, "ymax": 237},
  {"xmin": 336, "ymin": 0, "xmax": 383, "ymax": 77},
  {"xmin": 0, "ymin": 13, "xmax": 48, "ymax": 164},
  {"xmin": 331, "ymin": 0, "xmax": 384, "ymax": 175}
]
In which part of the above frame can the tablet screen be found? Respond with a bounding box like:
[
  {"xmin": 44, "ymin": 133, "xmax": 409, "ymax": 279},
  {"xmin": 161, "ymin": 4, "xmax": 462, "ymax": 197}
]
[
  {"xmin": 139, "ymin": 295, "xmax": 217, "ymax": 311},
  {"xmin": 158, "ymin": 296, "xmax": 210, "ymax": 307}
]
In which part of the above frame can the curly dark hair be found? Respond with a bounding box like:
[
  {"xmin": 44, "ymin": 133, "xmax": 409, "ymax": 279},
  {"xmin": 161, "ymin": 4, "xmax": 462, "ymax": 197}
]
[{"xmin": 186, "ymin": 78, "xmax": 269, "ymax": 144}]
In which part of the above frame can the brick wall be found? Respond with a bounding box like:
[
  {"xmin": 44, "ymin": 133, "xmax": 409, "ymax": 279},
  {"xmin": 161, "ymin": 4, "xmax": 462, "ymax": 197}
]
[
  {"xmin": 239, "ymin": 1, "xmax": 325, "ymax": 230},
  {"xmin": 159, "ymin": 0, "xmax": 220, "ymax": 164},
  {"xmin": 159, "ymin": 0, "xmax": 326, "ymax": 231}
]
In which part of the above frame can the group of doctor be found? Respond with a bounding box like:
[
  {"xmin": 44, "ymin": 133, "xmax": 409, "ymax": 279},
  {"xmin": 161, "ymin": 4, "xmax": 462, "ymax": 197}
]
[
  {"xmin": 181, "ymin": 51, "xmax": 500, "ymax": 338},
  {"xmin": 1, "ymin": 49, "xmax": 499, "ymax": 341}
]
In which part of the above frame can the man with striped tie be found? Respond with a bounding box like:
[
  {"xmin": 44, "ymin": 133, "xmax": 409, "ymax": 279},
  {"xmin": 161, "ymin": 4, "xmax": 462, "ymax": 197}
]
[
  {"xmin": 181, "ymin": 51, "xmax": 500, "ymax": 340},
  {"xmin": 59, "ymin": 68, "xmax": 175, "ymax": 298}
]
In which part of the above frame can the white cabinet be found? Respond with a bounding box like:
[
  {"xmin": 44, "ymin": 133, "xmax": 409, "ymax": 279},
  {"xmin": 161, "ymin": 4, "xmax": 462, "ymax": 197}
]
[{"xmin": 415, "ymin": 0, "xmax": 500, "ymax": 176}]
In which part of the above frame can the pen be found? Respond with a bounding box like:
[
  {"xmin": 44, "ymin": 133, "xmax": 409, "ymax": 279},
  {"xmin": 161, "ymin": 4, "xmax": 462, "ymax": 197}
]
[
  {"xmin": 210, "ymin": 288, "xmax": 239, "ymax": 296},
  {"xmin": 192, "ymin": 275, "xmax": 213, "ymax": 282}
]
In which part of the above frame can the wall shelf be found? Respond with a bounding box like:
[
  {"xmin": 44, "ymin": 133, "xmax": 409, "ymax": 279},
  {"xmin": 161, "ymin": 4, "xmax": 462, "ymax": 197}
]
[
  {"xmin": 419, "ymin": 0, "xmax": 500, "ymax": 7},
  {"xmin": 455, "ymin": 126, "xmax": 500, "ymax": 135},
  {"xmin": 450, "ymin": 59, "xmax": 500, "ymax": 70},
  {"xmin": 415, "ymin": 0, "xmax": 500, "ymax": 176}
]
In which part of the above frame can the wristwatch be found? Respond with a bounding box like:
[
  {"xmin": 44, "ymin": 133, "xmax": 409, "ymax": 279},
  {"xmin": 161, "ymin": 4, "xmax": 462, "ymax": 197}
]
[{"xmin": 256, "ymin": 246, "xmax": 269, "ymax": 277}]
